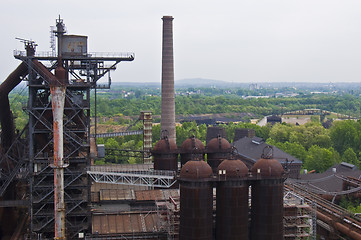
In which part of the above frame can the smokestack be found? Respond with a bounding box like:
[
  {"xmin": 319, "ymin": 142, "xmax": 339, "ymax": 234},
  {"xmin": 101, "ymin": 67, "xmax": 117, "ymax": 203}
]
[{"xmin": 161, "ymin": 16, "xmax": 176, "ymax": 143}]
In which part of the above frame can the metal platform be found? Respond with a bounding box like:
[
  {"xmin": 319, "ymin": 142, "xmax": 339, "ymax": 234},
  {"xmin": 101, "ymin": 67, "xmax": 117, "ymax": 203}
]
[{"xmin": 87, "ymin": 166, "xmax": 177, "ymax": 188}]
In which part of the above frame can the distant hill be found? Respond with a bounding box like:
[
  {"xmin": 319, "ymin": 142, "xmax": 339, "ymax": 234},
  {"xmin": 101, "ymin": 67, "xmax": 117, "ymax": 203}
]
[
  {"xmin": 112, "ymin": 78, "xmax": 247, "ymax": 88},
  {"xmin": 111, "ymin": 82, "xmax": 160, "ymax": 88},
  {"xmin": 175, "ymin": 78, "xmax": 242, "ymax": 88},
  {"xmin": 111, "ymin": 79, "xmax": 361, "ymax": 90}
]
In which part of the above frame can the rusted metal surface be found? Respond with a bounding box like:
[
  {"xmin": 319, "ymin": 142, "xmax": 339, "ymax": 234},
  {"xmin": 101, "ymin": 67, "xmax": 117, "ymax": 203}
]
[
  {"xmin": 92, "ymin": 213, "xmax": 161, "ymax": 235},
  {"xmin": 61, "ymin": 35, "xmax": 87, "ymax": 56},
  {"xmin": 317, "ymin": 211, "xmax": 361, "ymax": 240},
  {"xmin": 161, "ymin": 16, "xmax": 176, "ymax": 143},
  {"xmin": 206, "ymin": 136, "xmax": 231, "ymax": 172},
  {"xmin": 50, "ymin": 84, "xmax": 66, "ymax": 239},
  {"xmin": 179, "ymin": 160, "xmax": 213, "ymax": 180},
  {"xmin": 206, "ymin": 126, "xmax": 226, "ymax": 144},
  {"xmin": 140, "ymin": 111, "xmax": 153, "ymax": 163},
  {"xmin": 251, "ymin": 180, "xmax": 284, "ymax": 240},
  {"xmin": 135, "ymin": 189, "xmax": 163, "ymax": 201},
  {"xmin": 180, "ymin": 136, "xmax": 205, "ymax": 166},
  {"xmin": 161, "ymin": 189, "xmax": 179, "ymax": 200},
  {"xmin": 50, "ymin": 60, "xmax": 68, "ymax": 240},
  {"xmin": 100, "ymin": 189, "xmax": 134, "ymax": 202},
  {"xmin": 32, "ymin": 59, "xmax": 59, "ymax": 85},
  {"xmin": 179, "ymin": 182, "xmax": 213, "ymax": 240},
  {"xmin": 153, "ymin": 136, "xmax": 178, "ymax": 171},
  {"xmin": 179, "ymin": 160, "xmax": 213, "ymax": 240},
  {"xmin": 0, "ymin": 62, "xmax": 28, "ymax": 94},
  {"xmin": 216, "ymin": 160, "xmax": 249, "ymax": 240},
  {"xmin": 0, "ymin": 62, "xmax": 28, "ymax": 151},
  {"xmin": 91, "ymin": 192, "xmax": 100, "ymax": 203},
  {"xmin": 251, "ymin": 158, "xmax": 284, "ymax": 178},
  {"xmin": 217, "ymin": 159, "xmax": 249, "ymax": 178},
  {"xmin": 250, "ymin": 156, "xmax": 284, "ymax": 240}
]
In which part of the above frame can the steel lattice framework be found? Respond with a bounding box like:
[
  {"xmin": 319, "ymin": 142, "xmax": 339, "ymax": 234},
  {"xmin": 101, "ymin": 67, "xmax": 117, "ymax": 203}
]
[
  {"xmin": 2, "ymin": 22, "xmax": 134, "ymax": 238},
  {"xmin": 87, "ymin": 166, "xmax": 177, "ymax": 188}
]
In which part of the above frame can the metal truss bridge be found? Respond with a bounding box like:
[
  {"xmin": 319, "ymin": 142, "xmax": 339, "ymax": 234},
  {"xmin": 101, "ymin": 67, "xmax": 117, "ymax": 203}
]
[
  {"xmin": 87, "ymin": 165, "xmax": 177, "ymax": 188},
  {"xmin": 90, "ymin": 130, "xmax": 143, "ymax": 138}
]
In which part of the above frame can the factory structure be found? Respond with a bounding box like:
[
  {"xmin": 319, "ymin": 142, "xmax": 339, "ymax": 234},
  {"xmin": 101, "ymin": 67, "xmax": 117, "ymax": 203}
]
[{"xmin": 0, "ymin": 16, "xmax": 361, "ymax": 240}]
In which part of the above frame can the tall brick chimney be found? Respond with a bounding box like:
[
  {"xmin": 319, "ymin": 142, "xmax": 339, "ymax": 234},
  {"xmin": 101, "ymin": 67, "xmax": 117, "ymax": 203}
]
[{"xmin": 161, "ymin": 16, "xmax": 176, "ymax": 143}]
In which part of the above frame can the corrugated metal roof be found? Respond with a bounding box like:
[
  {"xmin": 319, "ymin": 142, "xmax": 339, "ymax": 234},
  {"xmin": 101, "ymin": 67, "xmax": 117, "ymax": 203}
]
[
  {"xmin": 92, "ymin": 213, "xmax": 161, "ymax": 235},
  {"xmin": 233, "ymin": 137, "xmax": 302, "ymax": 164},
  {"xmin": 292, "ymin": 163, "xmax": 361, "ymax": 192},
  {"xmin": 99, "ymin": 189, "xmax": 134, "ymax": 201},
  {"xmin": 135, "ymin": 190, "xmax": 163, "ymax": 201}
]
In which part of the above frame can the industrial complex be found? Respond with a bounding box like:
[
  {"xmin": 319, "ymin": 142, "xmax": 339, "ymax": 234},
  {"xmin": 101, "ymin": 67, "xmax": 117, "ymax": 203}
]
[{"xmin": 0, "ymin": 16, "xmax": 361, "ymax": 240}]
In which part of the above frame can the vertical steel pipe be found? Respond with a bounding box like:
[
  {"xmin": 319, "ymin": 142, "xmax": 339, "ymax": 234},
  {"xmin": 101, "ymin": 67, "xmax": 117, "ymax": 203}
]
[
  {"xmin": 0, "ymin": 62, "xmax": 28, "ymax": 151},
  {"xmin": 161, "ymin": 16, "xmax": 176, "ymax": 144},
  {"xmin": 50, "ymin": 85, "xmax": 66, "ymax": 240},
  {"xmin": 51, "ymin": 61, "xmax": 67, "ymax": 239}
]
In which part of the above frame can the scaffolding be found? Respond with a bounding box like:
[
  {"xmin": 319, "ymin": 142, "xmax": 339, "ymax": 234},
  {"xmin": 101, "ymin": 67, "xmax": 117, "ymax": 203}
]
[
  {"xmin": 284, "ymin": 191, "xmax": 317, "ymax": 240},
  {"xmin": 156, "ymin": 196, "xmax": 179, "ymax": 240}
]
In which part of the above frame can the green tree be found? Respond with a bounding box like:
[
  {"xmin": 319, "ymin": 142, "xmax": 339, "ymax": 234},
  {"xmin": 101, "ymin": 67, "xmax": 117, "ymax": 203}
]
[
  {"xmin": 342, "ymin": 147, "xmax": 360, "ymax": 168},
  {"xmin": 268, "ymin": 123, "xmax": 291, "ymax": 143},
  {"xmin": 267, "ymin": 139, "xmax": 307, "ymax": 162},
  {"xmin": 304, "ymin": 146, "xmax": 340, "ymax": 172},
  {"xmin": 104, "ymin": 138, "xmax": 120, "ymax": 163},
  {"xmin": 330, "ymin": 120, "xmax": 360, "ymax": 155}
]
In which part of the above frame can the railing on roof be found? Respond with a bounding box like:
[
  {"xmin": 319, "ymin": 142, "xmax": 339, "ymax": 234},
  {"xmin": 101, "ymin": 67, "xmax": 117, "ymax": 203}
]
[
  {"xmin": 91, "ymin": 130, "xmax": 143, "ymax": 138},
  {"xmin": 87, "ymin": 166, "xmax": 177, "ymax": 188},
  {"xmin": 13, "ymin": 50, "xmax": 135, "ymax": 59}
]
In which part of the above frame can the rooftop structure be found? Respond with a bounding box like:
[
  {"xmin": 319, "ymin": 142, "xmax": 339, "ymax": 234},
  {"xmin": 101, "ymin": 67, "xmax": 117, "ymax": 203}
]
[{"xmin": 233, "ymin": 136, "xmax": 303, "ymax": 178}]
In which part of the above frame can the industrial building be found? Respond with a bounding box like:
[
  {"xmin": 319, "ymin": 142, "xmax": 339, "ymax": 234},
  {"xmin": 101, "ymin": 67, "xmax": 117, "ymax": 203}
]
[{"xmin": 1, "ymin": 16, "xmax": 361, "ymax": 240}]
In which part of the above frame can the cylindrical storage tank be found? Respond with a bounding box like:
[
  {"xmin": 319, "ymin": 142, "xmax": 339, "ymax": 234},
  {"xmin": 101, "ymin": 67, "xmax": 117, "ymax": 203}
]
[
  {"xmin": 180, "ymin": 136, "xmax": 205, "ymax": 166},
  {"xmin": 250, "ymin": 153, "xmax": 284, "ymax": 240},
  {"xmin": 152, "ymin": 136, "xmax": 178, "ymax": 171},
  {"xmin": 206, "ymin": 136, "xmax": 231, "ymax": 173},
  {"xmin": 216, "ymin": 159, "xmax": 249, "ymax": 240},
  {"xmin": 179, "ymin": 160, "xmax": 213, "ymax": 240}
]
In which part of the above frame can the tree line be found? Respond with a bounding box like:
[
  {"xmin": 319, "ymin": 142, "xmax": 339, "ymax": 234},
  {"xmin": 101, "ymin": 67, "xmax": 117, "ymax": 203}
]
[
  {"xmin": 93, "ymin": 94, "xmax": 361, "ymax": 118},
  {"xmin": 97, "ymin": 120, "xmax": 361, "ymax": 173}
]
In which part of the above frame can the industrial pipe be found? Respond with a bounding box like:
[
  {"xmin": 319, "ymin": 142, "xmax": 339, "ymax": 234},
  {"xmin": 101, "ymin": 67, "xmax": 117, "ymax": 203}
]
[
  {"xmin": 0, "ymin": 62, "xmax": 28, "ymax": 151},
  {"xmin": 32, "ymin": 59, "xmax": 59, "ymax": 85},
  {"xmin": 317, "ymin": 211, "xmax": 361, "ymax": 240},
  {"xmin": 51, "ymin": 61, "xmax": 67, "ymax": 239}
]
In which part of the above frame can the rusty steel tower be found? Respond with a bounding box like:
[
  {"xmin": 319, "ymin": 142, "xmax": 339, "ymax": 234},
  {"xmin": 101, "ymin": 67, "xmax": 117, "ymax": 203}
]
[
  {"xmin": 161, "ymin": 16, "xmax": 176, "ymax": 143},
  {"xmin": 0, "ymin": 16, "xmax": 134, "ymax": 239}
]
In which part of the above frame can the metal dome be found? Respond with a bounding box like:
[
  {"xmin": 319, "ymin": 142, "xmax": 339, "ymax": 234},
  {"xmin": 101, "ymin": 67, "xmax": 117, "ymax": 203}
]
[
  {"xmin": 153, "ymin": 136, "xmax": 177, "ymax": 153},
  {"xmin": 251, "ymin": 158, "xmax": 284, "ymax": 178},
  {"xmin": 179, "ymin": 160, "xmax": 213, "ymax": 180},
  {"xmin": 217, "ymin": 159, "xmax": 249, "ymax": 178},
  {"xmin": 181, "ymin": 136, "xmax": 204, "ymax": 153},
  {"xmin": 206, "ymin": 135, "xmax": 231, "ymax": 153},
  {"xmin": 251, "ymin": 146, "xmax": 284, "ymax": 178}
]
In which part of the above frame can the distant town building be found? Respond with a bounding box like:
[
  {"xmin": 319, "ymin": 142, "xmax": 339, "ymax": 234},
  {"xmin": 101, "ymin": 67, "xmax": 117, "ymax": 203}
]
[{"xmin": 267, "ymin": 115, "xmax": 282, "ymax": 125}]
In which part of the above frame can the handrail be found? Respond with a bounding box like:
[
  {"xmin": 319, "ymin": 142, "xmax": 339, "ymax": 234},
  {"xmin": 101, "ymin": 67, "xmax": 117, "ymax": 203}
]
[{"xmin": 14, "ymin": 50, "xmax": 135, "ymax": 59}]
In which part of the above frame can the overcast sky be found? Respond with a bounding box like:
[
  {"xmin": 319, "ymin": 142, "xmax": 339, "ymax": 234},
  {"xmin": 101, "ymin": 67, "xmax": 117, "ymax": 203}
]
[{"xmin": 1, "ymin": 0, "xmax": 361, "ymax": 83}]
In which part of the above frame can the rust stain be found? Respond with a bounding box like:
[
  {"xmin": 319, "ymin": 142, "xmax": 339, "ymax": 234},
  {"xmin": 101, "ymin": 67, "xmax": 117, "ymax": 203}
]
[{"xmin": 92, "ymin": 213, "xmax": 161, "ymax": 235}]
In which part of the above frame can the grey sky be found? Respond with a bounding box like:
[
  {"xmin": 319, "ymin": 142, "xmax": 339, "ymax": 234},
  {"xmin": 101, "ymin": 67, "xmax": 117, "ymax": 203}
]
[{"xmin": 1, "ymin": 0, "xmax": 361, "ymax": 83}]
